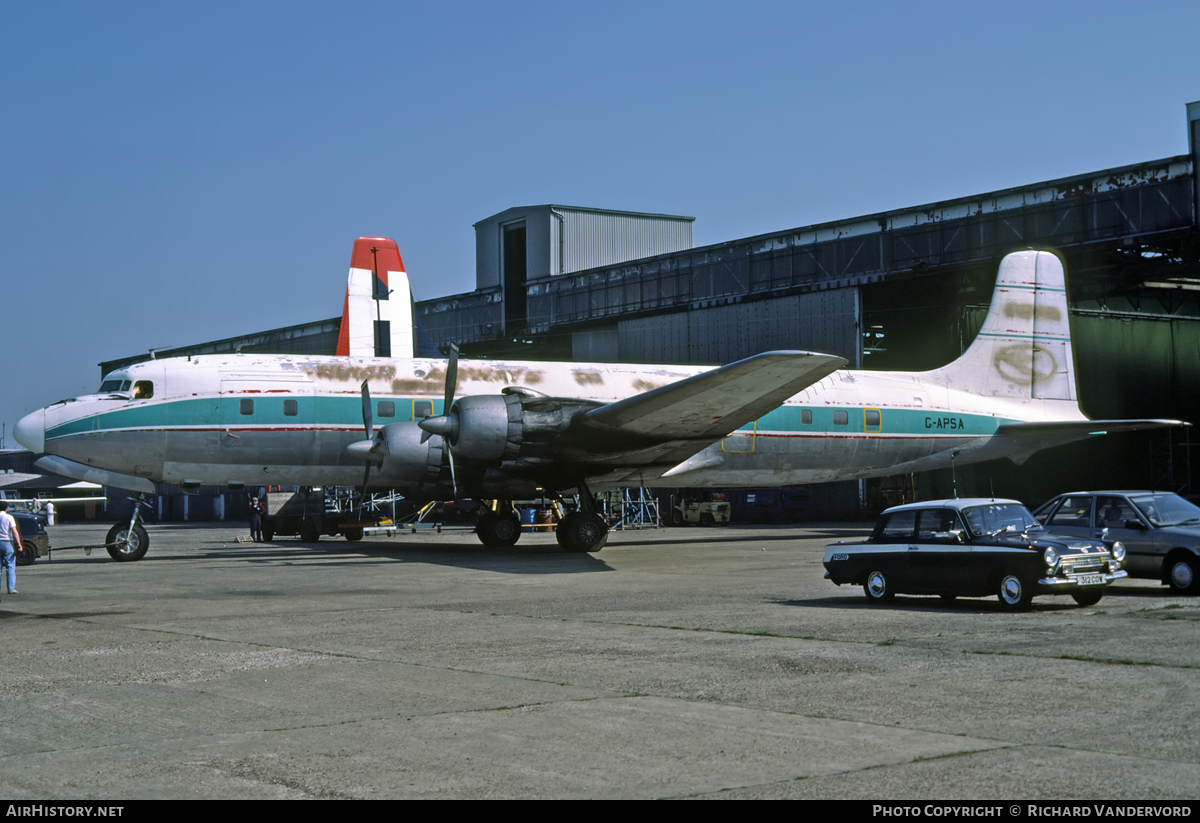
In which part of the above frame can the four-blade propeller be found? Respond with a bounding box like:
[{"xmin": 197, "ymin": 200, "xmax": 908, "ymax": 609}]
[
  {"xmin": 345, "ymin": 344, "xmax": 462, "ymax": 499},
  {"xmin": 418, "ymin": 343, "xmax": 459, "ymax": 495}
]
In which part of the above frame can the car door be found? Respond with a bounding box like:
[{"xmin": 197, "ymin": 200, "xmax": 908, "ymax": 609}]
[
  {"xmin": 1094, "ymin": 495, "xmax": 1158, "ymax": 576},
  {"xmin": 908, "ymin": 508, "xmax": 966, "ymax": 593},
  {"xmin": 1043, "ymin": 495, "xmax": 1094, "ymax": 540}
]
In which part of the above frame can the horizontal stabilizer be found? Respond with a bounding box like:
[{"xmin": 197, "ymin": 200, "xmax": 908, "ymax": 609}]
[
  {"xmin": 996, "ymin": 419, "xmax": 1189, "ymax": 438},
  {"xmin": 583, "ymin": 351, "xmax": 846, "ymax": 441},
  {"xmin": 984, "ymin": 418, "xmax": 1190, "ymax": 465}
]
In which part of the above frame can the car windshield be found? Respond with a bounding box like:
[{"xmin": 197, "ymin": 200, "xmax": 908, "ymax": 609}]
[
  {"xmin": 1128, "ymin": 493, "xmax": 1200, "ymax": 527},
  {"xmin": 961, "ymin": 503, "xmax": 1042, "ymax": 537}
]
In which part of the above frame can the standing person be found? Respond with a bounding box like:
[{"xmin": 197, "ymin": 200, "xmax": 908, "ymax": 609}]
[
  {"xmin": 0, "ymin": 501, "xmax": 22, "ymax": 594},
  {"xmin": 45, "ymin": 501, "xmax": 56, "ymax": 526},
  {"xmin": 249, "ymin": 496, "xmax": 264, "ymax": 542}
]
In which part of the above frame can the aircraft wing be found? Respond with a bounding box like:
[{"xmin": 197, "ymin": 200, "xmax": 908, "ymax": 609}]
[{"xmin": 570, "ymin": 350, "xmax": 845, "ymax": 468}]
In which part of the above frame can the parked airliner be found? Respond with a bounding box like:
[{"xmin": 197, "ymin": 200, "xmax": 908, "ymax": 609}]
[{"xmin": 14, "ymin": 241, "xmax": 1181, "ymax": 553}]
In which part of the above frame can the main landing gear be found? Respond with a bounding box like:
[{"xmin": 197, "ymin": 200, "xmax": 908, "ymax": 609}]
[{"xmin": 473, "ymin": 486, "xmax": 609, "ymax": 553}]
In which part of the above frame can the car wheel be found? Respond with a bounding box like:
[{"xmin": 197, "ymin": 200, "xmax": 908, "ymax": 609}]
[
  {"xmin": 16, "ymin": 539, "xmax": 38, "ymax": 566},
  {"xmin": 996, "ymin": 570, "xmax": 1033, "ymax": 611},
  {"xmin": 863, "ymin": 570, "xmax": 894, "ymax": 603},
  {"xmin": 1166, "ymin": 555, "xmax": 1197, "ymax": 595},
  {"xmin": 105, "ymin": 523, "xmax": 149, "ymax": 562},
  {"xmin": 1071, "ymin": 589, "xmax": 1104, "ymax": 607}
]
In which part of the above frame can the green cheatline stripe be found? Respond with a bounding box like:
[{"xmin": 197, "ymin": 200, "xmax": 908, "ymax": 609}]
[
  {"xmin": 49, "ymin": 397, "xmax": 1014, "ymax": 440},
  {"xmin": 1001, "ymin": 284, "xmax": 1066, "ymax": 292}
]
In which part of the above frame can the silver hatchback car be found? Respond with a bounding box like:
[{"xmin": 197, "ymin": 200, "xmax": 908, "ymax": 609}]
[{"xmin": 1032, "ymin": 491, "xmax": 1200, "ymax": 594}]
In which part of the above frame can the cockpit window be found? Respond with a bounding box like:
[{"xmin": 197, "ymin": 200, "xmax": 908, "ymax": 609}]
[
  {"xmin": 99, "ymin": 379, "xmax": 132, "ymax": 393},
  {"xmin": 133, "ymin": 381, "xmax": 154, "ymax": 399}
]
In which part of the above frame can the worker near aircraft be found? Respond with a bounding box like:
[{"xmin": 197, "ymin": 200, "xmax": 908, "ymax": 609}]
[
  {"xmin": 249, "ymin": 497, "xmax": 264, "ymax": 542},
  {"xmin": 0, "ymin": 501, "xmax": 23, "ymax": 594}
]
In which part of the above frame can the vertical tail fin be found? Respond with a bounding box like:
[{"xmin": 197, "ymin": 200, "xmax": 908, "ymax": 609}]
[
  {"xmin": 336, "ymin": 237, "xmax": 415, "ymax": 358},
  {"xmin": 928, "ymin": 250, "xmax": 1078, "ymax": 405}
]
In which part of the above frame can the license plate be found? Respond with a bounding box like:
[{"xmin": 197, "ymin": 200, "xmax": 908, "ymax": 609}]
[{"xmin": 1074, "ymin": 573, "xmax": 1105, "ymax": 586}]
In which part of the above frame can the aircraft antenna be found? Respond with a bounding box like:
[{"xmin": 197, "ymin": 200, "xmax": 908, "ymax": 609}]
[{"xmin": 950, "ymin": 450, "xmax": 961, "ymax": 498}]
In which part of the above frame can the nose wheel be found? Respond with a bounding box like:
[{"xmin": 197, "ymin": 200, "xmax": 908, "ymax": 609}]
[{"xmin": 105, "ymin": 495, "xmax": 152, "ymax": 561}]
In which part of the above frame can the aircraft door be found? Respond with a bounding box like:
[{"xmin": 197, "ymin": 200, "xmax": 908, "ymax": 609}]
[{"xmin": 722, "ymin": 421, "xmax": 756, "ymax": 454}]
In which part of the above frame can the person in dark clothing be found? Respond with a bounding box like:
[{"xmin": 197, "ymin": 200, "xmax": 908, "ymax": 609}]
[{"xmin": 249, "ymin": 497, "xmax": 264, "ymax": 542}]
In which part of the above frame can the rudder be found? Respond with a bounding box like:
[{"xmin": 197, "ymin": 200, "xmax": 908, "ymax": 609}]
[{"xmin": 927, "ymin": 250, "xmax": 1077, "ymax": 403}]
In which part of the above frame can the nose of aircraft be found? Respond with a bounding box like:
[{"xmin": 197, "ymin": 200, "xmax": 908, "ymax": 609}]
[{"xmin": 14, "ymin": 408, "xmax": 45, "ymax": 453}]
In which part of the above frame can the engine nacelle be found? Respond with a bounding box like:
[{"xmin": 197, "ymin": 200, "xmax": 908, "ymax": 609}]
[
  {"xmin": 377, "ymin": 422, "xmax": 446, "ymax": 487},
  {"xmin": 450, "ymin": 395, "xmax": 514, "ymax": 461},
  {"xmin": 450, "ymin": 391, "xmax": 599, "ymax": 463}
]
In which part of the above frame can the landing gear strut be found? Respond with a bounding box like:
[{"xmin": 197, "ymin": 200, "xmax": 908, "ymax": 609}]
[{"xmin": 106, "ymin": 494, "xmax": 152, "ymax": 561}]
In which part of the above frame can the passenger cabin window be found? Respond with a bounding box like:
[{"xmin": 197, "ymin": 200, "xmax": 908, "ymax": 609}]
[
  {"xmin": 832, "ymin": 410, "xmax": 848, "ymax": 426},
  {"xmin": 283, "ymin": 399, "xmax": 298, "ymax": 417},
  {"xmin": 864, "ymin": 409, "xmax": 881, "ymax": 430},
  {"xmin": 800, "ymin": 409, "xmax": 812, "ymax": 425},
  {"xmin": 414, "ymin": 400, "xmax": 433, "ymax": 419},
  {"xmin": 133, "ymin": 381, "xmax": 154, "ymax": 399},
  {"xmin": 377, "ymin": 401, "xmax": 396, "ymax": 418},
  {"xmin": 239, "ymin": 399, "xmax": 254, "ymax": 416}
]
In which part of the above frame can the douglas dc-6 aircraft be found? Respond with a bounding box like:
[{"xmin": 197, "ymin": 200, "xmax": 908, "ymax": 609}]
[{"xmin": 14, "ymin": 239, "xmax": 1182, "ymax": 555}]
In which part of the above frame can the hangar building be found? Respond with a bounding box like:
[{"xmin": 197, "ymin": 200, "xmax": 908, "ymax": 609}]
[{"xmin": 99, "ymin": 101, "xmax": 1200, "ymax": 521}]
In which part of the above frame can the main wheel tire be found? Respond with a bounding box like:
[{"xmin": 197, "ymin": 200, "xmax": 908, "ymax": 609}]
[
  {"xmin": 16, "ymin": 539, "xmax": 38, "ymax": 566},
  {"xmin": 477, "ymin": 512, "xmax": 521, "ymax": 547},
  {"xmin": 555, "ymin": 513, "xmax": 575, "ymax": 548},
  {"xmin": 105, "ymin": 523, "xmax": 149, "ymax": 562},
  {"xmin": 1071, "ymin": 589, "xmax": 1104, "ymax": 607},
  {"xmin": 997, "ymin": 570, "xmax": 1033, "ymax": 610},
  {"xmin": 560, "ymin": 513, "xmax": 608, "ymax": 553},
  {"xmin": 863, "ymin": 570, "xmax": 894, "ymax": 603},
  {"xmin": 299, "ymin": 519, "xmax": 320, "ymax": 543},
  {"xmin": 1166, "ymin": 555, "xmax": 1197, "ymax": 594}
]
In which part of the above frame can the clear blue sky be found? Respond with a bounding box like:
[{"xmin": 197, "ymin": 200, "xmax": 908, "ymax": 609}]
[{"xmin": 2, "ymin": 0, "xmax": 1198, "ymax": 442}]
